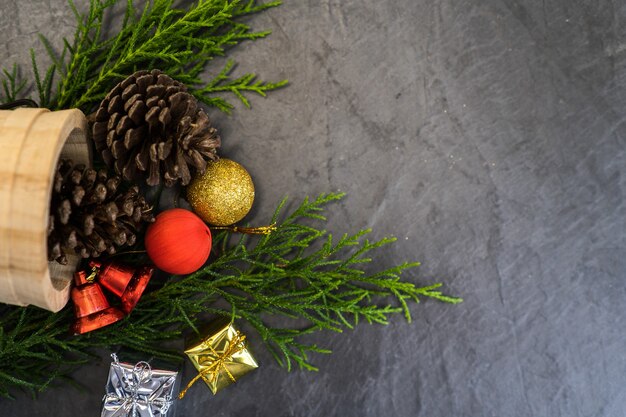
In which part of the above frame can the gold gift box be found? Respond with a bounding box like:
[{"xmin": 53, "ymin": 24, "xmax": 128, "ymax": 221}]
[{"xmin": 183, "ymin": 322, "xmax": 258, "ymax": 395}]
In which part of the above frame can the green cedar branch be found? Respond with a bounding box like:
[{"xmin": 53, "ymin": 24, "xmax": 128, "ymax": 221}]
[
  {"xmin": 25, "ymin": 0, "xmax": 286, "ymax": 113},
  {"xmin": 194, "ymin": 60, "xmax": 288, "ymax": 112},
  {"xmin": 0, "ymin": 64, "xmax": 28, "ymax": 104},
  {"xmin": 0, "ymin": 193, "xmax": 460, "ymax": 397}
]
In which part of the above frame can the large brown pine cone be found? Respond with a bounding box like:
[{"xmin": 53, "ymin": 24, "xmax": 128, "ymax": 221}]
[
  {"xmin": 92, "ymin": 70, "xmax": 221, "ymax": 186},
  {"xmin": 47, "ymin": 159, "xmax": 154, "ymax": 265}
]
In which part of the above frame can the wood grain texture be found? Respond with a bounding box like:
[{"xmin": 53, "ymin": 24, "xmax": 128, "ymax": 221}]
[{"xmin": 0, "ymin": 108, "xmax": 90, "ymax": 312}]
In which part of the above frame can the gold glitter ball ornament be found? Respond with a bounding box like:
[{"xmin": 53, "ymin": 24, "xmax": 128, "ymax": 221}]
[{"xmin": 187, "ymin": 158, "xmax": 255, "ymax": 226}]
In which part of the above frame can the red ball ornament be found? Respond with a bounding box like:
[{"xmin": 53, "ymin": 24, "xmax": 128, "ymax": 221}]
[{"xmin": 145, "ymin": 209, "xmax": 212, "ymax": 274}]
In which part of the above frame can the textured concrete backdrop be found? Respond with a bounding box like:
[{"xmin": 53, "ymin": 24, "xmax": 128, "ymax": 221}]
[{"xmin": 1, "ymin": 1, "xmax": 625, "ymax": 416}]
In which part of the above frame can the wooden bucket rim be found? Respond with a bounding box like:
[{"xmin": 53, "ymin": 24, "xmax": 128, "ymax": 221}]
[{"xmin": 0, "ymin": 108, "xmax": 90, "ymax": 312}]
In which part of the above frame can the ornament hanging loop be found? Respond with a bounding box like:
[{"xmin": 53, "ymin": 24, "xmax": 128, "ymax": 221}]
[
  {"xmin": 132, "ymin": 361, "xmax": 153, "ymax": 384},
  {"xmin": 86, "ymin": 265, "xmax": 99, "ymax": 282},
  {"xmin": 211, "ymin": 223, "xmax": 277, "ymax": 235}
]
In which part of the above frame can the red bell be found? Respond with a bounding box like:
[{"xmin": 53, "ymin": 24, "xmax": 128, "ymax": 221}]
[
  {"xmin": 89, "ymin": 261, "xmax": 154, "ymax": 314},
  {"xmin": 70, "ymin": 270, "xmax": 124, "ymax": 335}
]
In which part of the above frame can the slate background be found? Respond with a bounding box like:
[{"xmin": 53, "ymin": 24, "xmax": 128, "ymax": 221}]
[{"xmin": 1, "ymin": 1, "xmax": 626, "ymax": 416}]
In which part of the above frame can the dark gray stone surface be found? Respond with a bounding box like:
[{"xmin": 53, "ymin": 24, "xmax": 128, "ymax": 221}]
[{"xmin": 1, "ymin": 0, "xmax": 625, "ymax": 416}]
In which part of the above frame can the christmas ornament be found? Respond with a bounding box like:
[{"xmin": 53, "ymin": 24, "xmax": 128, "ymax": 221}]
[
  {"xmin": 92, "ymin": 69, "xmax": 221, "ymax": 187},
  {"xmin": 145, "ymin": 209, "xmax": 212, "ymax": 275},
  {"xmin": 186, "ymin": 158, "xmax": 255, "ymax": 226},
  {"xmin": 70, "ymin": 269, "xmax": 125, "ymax": 335},
  {"xmin": 48, "ymin": 159, "xmax": 154, "ymax": 265},
  {"xmin": 179, "ymin": 322, "xmax": 258, "ymax": 397},
  {"xmin": 89, "ymin": 261, "xmax": 154, "ymax": 314},
  {"xmin": 102, "ymin": 353, "xmax": 179, "ymax": 417},
  {"xmin": 0, "ymin": 0, "xmax": 461, "ymax": 398}
]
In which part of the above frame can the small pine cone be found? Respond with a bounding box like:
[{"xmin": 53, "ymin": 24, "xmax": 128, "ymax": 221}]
[
  {"xmin": 92, "ymin": 69, "xmax": 221, "ymax": 187},
  {"xmin": 47, "ymin": 159, "xmax": 155, "ymax": 265}
]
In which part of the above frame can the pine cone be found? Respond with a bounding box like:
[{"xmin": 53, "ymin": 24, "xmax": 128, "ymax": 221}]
[
  {"xmin": 92, "ymin": 70, "xmax": 221, "ymax": 187},
  {"xmin": 47, "ymin": 159, "xmax": 155, "ymax": 265}
]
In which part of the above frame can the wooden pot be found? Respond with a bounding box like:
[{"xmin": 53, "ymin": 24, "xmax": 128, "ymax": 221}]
[{"xmin": 0, "ymin": 108, "xmax": 91, "ymax": 312}]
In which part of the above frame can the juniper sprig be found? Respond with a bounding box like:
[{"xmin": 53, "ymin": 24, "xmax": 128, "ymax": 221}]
[
  {"xmin": 2, "ymin": 0, "xmax": 287, "ymax": 113},
  {"xmin": 0, "ymin": 0, "xmax": 460, "ymax": 399},
  {"xmin": 0, "ymin": 193, "xmax": 460, "ymax": 397}
]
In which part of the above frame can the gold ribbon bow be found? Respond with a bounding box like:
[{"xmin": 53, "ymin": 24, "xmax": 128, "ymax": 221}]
[{"xmin": 178, "ymin": 331, "xmax": 247, "ymax": 399}]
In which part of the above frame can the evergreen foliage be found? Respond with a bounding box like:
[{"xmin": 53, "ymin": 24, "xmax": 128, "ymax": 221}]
[
  {"xmin": 0, "ymin": 0, "xmax": 461, "ymax": 398},
  {"xmin": 0, "ymin": 194, "xmax": 460, "ymax": 396},
  {"xmin": 1, "ymin": 0, "xmax": 287, "ymax": 112}
]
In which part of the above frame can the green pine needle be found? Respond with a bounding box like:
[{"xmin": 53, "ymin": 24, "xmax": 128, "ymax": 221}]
[
  {"xmin": 0, "ymin": 193, "xmax": 460, "ymax": 396},
  {"xmin": 1, "ymin": 0, "xmax": 287, "ymax": 112},
  {"xmin": 0, "ymin": 0, "xmax": 461, "ymax": 398},
  {"xmin": 0, "ymin": 64, "xmax": 28, "ymax": 104}
]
